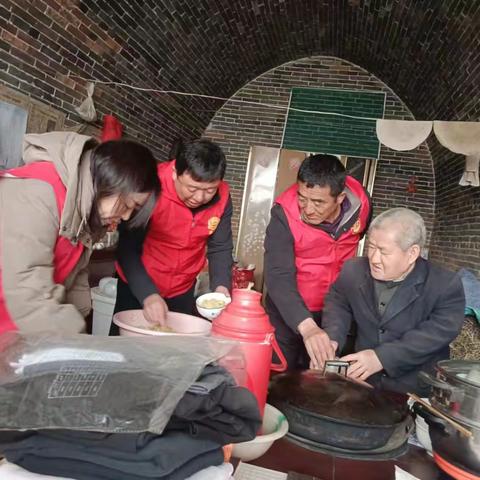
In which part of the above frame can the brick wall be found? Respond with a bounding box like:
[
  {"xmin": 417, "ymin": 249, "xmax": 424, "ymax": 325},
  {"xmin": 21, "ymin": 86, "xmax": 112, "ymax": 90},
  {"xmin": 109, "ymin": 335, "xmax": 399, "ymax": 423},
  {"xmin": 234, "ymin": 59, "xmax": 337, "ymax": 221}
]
[
  {"xmin": 205, "ymin": 56, "xmax": 436, "ymax": 246},
  {"xmin": 0, "ymin": 0, "xmax": 208, "ymax": 158},
  {"xmin": 429, "ymin": 143, "xmax": 480, "ymax": 275}
]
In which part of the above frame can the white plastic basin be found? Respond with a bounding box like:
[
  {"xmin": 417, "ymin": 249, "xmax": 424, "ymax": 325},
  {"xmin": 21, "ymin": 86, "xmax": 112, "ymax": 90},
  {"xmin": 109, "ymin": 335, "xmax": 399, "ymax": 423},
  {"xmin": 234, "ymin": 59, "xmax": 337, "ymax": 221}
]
[
  {"xmin": 232, "ymin": 403, "xmax": 289, "ymax": 462},
  {"xmin": 112, "ymin": 309, "xmax": 211, "ymax": 337}
]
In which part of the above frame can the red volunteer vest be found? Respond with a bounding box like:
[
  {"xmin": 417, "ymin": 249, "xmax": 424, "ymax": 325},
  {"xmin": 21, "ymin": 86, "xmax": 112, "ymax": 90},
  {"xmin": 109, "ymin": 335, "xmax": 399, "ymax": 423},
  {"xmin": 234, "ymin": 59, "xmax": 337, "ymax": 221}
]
[
  {"xmin": 117, "ymin": 160, "xmax": 230, "ymax": 298},
  {"xmin": 0, "ymin": 162, "xmax": 85, "ymax": 334},
  {"xmin": 276, "ymin": 176, "xmax": 370, "ymax": 312}
]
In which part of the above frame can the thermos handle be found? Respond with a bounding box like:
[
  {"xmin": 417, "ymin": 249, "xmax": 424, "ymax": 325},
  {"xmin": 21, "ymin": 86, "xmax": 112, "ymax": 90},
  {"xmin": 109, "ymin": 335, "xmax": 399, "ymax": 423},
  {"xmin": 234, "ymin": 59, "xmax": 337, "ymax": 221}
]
[{"xmin": 270, "ymin": 334, "xmax": 288, "ymax": 372}]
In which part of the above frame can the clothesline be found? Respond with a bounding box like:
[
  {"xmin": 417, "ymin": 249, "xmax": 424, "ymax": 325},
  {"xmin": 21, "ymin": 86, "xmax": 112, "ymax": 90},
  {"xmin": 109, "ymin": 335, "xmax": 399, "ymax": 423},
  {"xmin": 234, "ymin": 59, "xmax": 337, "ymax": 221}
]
[
  {"xmin": 70, "ymin": 76, "xmax": 480, "ymax": 187},
  {"xmin": 70, "ymin": 76, "xmax": 380, "ymax": 121},
  {"xmin": 70, "ymin": 76, "xmax": 479, "ymax": 127}
]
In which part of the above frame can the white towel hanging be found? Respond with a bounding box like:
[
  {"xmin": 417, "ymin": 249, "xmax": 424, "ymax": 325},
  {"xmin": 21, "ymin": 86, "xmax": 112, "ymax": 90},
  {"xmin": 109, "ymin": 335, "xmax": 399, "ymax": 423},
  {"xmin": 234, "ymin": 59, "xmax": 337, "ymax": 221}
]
[
  {"xmin": 459, "ymin": 154, "xmax": 480, "ymax": 187},
  {"xmin": 433, "ymin": 122, "xmax": 480, "ymax": 187},
  {"xmin": 433, "ymin": 121, "xmax": 480, "ymax": 155},
  {"xmin": 376, "ymin": 120, "xmax": 432, "ymax": 151}
]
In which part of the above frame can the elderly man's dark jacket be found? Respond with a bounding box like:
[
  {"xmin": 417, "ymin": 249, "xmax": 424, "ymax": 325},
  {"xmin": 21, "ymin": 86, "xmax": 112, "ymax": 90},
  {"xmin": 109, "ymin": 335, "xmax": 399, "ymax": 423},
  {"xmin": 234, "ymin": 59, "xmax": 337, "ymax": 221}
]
[{"xmin": 322, "ymin": 257, "xmax": 465, "ymax": 395}]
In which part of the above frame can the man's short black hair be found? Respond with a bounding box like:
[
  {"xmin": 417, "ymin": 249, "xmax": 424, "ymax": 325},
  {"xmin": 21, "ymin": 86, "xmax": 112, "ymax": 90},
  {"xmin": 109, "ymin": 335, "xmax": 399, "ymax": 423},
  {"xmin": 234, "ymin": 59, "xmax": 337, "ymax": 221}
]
[
  {"xmin": 297, "ymin": 154, "xmax": 346, "ymax": 197},
  {"xmin": 172, "ymin": 139, "xmax": 226, "ymax": 182}
]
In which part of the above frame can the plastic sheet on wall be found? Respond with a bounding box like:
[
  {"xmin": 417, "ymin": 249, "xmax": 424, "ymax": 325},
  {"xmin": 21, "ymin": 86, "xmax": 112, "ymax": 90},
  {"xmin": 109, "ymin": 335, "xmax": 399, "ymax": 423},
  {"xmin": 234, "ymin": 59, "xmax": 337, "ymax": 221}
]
[{"xmin": 0, "ymin": 100, "xmax": 28, "ymax": 169}]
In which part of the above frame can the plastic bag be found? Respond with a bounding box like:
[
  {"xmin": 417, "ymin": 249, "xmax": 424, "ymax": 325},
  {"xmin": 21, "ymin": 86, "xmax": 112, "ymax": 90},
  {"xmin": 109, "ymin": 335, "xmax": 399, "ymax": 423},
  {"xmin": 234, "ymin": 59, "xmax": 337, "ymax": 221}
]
[
  {"xmin": 75, "ymin": 82, "xmax": 97, "ymax": 122},
  {"xmin": 232, "ymin": 263, "xmax": 255, "ymax": 289},
  {"xmin": 0, "ymin": 331, "xmax": 241, "ymax": 434},
  {"xmin": 101, "ymin": 114, "xmax": 123, "ymax": 142}
]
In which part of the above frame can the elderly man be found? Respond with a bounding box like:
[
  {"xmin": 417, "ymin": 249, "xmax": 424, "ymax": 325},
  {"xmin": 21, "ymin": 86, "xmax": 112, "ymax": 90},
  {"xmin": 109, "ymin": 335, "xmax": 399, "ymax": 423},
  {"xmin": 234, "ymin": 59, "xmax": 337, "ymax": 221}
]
[{"xmin": 320, "ymin": 207, "xmax": 465, "ymax": 395}]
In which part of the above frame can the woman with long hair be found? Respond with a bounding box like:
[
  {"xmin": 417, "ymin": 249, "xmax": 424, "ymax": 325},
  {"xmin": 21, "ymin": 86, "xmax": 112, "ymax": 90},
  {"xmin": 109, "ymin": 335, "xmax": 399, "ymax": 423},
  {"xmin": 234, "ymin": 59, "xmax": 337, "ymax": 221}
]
[{"xmin": 0, "ymin": 131, "xmax": 160, "ymax": 334}]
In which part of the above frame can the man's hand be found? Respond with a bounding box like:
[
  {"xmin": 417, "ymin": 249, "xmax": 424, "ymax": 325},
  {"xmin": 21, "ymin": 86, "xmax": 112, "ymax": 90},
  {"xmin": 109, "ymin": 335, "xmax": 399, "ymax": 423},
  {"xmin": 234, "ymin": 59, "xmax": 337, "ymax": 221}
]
[
  {"xmin": 309, "ymin": 339, "xmax": 338, "ymax": 369},
  {"xmin": 143, "ymin": 293, "xmax": 168, "ymax": 325},
  {"xmin": 214, "ymin": 285, "xmax": 231, "ymax": 298},
  {"xmin": 341, "ymin": 349, "xmax": 383, "ymax": 381},
  {"xmin": 298, "ymin": 318, "xmax": 337, "ymax": 369}
]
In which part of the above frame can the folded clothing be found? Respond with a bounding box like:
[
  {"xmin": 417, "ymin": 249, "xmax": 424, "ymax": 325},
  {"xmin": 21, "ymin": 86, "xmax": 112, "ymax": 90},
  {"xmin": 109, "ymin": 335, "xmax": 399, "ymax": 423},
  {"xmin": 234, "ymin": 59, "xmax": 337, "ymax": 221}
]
[
  {"xmin": 167, "ymin": 382, "xmax": 261, "ymax": 444},
  {"xmin": 0, "ymin": 430, "xmax": 223, "ymax": 480},
  {"xmin": 5, "ymin": 450, "xmax": 223, "ymax": 480},
  {"xmin": 186, "ymin": 364, "xmax": 236, "ymax": 395},
  {"xmin": 0, "ymin": 350, "xmax": 259, "ymax": 479}
]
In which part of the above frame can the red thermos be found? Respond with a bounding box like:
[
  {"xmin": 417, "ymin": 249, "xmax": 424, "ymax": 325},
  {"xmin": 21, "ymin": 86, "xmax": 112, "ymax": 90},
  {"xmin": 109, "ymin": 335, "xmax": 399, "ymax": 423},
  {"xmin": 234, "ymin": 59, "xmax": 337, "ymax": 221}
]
[{"xmin": 211, "ymin": 289, "xmax": 287, "ymax": 416}]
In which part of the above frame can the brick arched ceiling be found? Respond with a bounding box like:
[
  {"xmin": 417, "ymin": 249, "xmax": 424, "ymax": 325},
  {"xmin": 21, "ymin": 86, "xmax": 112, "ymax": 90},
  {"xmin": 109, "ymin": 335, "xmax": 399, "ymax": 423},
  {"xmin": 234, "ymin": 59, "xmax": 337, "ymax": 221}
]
[
  {"xmin": 74, "ymin": 0, "xmax": 479, "ymax": 122},
  {"xmin": 2, "ymin": 0, "xmax": 479, "ymax": 147}
]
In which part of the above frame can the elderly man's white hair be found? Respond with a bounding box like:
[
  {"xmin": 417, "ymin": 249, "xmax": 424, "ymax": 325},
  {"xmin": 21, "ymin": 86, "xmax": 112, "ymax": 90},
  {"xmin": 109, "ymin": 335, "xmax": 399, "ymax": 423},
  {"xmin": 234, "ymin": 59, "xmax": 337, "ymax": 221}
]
[{"xmin": 369, "ymin": 208, "xmax": 426, "ymax": 251}]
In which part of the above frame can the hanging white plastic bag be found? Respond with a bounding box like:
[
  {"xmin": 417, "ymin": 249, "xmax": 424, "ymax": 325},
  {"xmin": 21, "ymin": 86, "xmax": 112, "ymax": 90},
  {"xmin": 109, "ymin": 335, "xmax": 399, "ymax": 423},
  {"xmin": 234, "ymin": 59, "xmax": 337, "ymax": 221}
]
[
  {"xmin": 75, "ymin": 82, "xmax": 97, "ymax": 122},
  {"xmin": 0, "ymin": 331, "xmax": 242, "ymax": 434}
]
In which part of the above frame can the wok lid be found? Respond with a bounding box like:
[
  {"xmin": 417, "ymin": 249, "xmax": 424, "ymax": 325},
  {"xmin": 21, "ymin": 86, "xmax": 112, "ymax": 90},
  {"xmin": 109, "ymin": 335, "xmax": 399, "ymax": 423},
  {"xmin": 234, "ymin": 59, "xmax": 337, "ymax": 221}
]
[{"xmin": 269, "ymin": 370, "xmax": 408, "ymax": 427}]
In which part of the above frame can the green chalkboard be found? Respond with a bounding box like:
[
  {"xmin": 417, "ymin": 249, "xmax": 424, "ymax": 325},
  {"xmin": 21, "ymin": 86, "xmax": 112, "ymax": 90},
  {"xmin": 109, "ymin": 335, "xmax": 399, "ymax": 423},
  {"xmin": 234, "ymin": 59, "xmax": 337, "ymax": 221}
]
[{"xmin": 282, "ymin": 87, "xmax": 385, "ymax": 159}]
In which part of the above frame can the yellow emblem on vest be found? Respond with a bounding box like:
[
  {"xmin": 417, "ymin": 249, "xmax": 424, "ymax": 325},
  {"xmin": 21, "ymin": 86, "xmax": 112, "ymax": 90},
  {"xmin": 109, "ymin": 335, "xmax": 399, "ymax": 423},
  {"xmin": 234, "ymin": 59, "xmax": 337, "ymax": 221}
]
[
  {"xmin": 208, "ymin": 216, "xmax": 221, "ymax": 234},
  {"xmin": 351, "ymin": 219, "xmax": 362, "ymax": 235}
]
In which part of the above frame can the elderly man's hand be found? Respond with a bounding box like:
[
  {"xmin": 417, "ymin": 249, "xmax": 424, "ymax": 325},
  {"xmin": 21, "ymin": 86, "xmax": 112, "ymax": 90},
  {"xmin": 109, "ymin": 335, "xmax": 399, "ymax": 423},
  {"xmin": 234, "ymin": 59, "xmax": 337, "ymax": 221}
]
[
  {"xmin": 298, "ymin": 318, "xmax": 337, "ymax": 369},
  {"xmin": 341, "ymin": 349, "xmax": 383, "ymax": 381}
]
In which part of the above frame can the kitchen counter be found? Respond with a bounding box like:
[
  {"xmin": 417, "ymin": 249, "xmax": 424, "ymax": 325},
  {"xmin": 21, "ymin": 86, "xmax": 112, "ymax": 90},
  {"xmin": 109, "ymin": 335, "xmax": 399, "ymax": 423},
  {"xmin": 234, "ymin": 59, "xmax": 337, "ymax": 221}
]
[{"xmin": 249, "ymin": 438, "xmax": 452, "ymax": 480}]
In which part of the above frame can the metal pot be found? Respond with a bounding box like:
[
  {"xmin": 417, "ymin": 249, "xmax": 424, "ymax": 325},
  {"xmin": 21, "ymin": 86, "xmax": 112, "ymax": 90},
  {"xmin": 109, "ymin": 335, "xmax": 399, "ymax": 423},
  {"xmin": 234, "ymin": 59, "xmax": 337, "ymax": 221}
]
[
  {"xmin": 420, "ymin": 360, "xmax": 480, "ymax": 429},
  {"xmin": 417, "ymin": 360, "xmax": 480, "ymax": 478},
  {"xmin": 414, "ymin": 402, "xmax": 480, "ymax": 477}
]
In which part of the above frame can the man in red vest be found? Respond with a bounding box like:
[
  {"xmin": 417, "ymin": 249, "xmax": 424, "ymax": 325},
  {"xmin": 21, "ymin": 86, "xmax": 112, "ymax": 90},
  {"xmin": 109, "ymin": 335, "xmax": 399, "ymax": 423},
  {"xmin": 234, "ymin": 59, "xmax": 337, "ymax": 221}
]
[
  {"xmin": 113, "ymin": 139, "xmax": 233, "ymax": 328},
  {"xmin": 264, "ymin": 154, "xmax": 372, "ymax": 370}
]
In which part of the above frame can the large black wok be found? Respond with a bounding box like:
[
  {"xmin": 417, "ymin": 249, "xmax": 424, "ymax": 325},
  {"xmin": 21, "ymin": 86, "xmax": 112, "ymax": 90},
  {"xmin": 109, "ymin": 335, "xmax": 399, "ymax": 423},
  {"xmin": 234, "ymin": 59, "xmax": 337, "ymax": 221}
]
[{"xmin": 268, "ymin": 370, "xmax": 412, "ymax": 451}]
